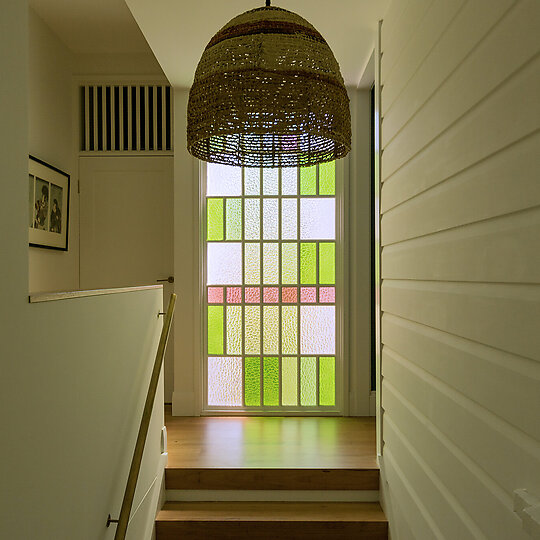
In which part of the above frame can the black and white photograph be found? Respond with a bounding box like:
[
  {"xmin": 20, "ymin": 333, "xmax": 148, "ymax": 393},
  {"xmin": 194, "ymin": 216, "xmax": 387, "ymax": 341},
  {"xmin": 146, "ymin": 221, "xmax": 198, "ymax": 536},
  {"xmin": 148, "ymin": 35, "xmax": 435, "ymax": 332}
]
[{"xmin": 28, "ymin": 156, "xmax": 69, "ymax": 250}]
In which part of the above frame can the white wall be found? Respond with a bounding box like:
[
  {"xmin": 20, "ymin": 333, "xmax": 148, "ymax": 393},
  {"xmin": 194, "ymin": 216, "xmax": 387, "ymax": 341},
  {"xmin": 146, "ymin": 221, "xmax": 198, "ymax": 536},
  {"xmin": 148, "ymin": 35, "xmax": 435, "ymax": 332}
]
[
  {"xmin": 378, "ymin": 1, "xmax": 540, "ymax": 539},
  {"xmin": 1, "ymin": 4, "xmax": 166, "ymax": 538},
  {"xmin": 28, "ymin": 9, "xmax": 79, "ymax": 293}
]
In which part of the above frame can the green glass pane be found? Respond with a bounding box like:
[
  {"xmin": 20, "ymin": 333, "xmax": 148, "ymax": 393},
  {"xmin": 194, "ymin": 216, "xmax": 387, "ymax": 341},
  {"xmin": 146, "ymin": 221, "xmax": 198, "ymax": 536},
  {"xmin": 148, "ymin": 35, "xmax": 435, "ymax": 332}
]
[
  {"xmin": 207, "ymin": 306, "xmax": 223, "ymax": 355},
  {"xmin": 282, "ymin": 357, "xmax": 298, "ymax": 406},
  {"xmin": 264, "ymin": 357, "xmax": 279, "ymax": 406},
  {"xmin": 245, "ymin": 357, "xmax": 260, "ymax": 406},
  {"xmin": 263, "ymin": 306, "xmax": 279, "ymax": 354},
  {"xmin": 319, "ymin": 161, "xmax": 335, "ymax": 195},
  {"xmin": 319, "ymin": 357, "xmax": 335, "ymax": 406},
  {"xmin": 207, "ymin": 198, "xmax": 223, "ymax": 241},
  {"xmin": 300, "ymin": 165, "xmax": 316, "ymax": 195},
  {"xmin": 226, "ymin": 198, "xmax": 242, "ymax": 240},
  {"xmin": 281, "ymin": 243, "xmax": 298, "ymax": 285},
  {"xmin": 319, "ymin": 243, "xmax": 335, "ymax": 284},
  {"xmin": 282, "ymin": 306, "xmax": 298, "ymax": 354},
  {"xmin": 226, "ymin": 306, "xmax": 242, "ymax": 355},
  {"xmin": 245, "ymin": 306, "xmax": 260, "ymax": 354},
  {"xmin": 300, "ymin": 243, "xmax": 316, "ymax": 284},
  {"xmin": 301, "ymin": 357, "xmax": 317, "ymax": 406}
]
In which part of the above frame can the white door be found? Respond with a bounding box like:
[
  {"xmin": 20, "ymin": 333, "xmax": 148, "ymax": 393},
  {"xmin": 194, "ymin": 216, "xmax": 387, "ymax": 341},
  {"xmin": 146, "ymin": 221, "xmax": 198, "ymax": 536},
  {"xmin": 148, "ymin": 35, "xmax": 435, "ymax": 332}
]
[{"xmin": 79, "ymin": 156, "xmax": 174, "ymax": 401}]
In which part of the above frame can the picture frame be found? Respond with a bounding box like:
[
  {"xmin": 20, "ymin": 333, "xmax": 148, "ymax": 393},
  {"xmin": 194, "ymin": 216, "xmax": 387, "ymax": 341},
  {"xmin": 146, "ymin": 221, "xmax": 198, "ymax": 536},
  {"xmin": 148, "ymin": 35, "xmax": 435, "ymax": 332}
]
[{"xmin": 28, "ymin": 155, "xmax": 70, "ymax": 251}]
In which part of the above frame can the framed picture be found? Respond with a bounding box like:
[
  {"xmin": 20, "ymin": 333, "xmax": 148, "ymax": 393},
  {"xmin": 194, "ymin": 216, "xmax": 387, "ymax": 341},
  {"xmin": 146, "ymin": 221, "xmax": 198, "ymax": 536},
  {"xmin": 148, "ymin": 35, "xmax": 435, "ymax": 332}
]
[{"xmin": 29, "ymin": 156, "xmax": 70, "ymax": 251}]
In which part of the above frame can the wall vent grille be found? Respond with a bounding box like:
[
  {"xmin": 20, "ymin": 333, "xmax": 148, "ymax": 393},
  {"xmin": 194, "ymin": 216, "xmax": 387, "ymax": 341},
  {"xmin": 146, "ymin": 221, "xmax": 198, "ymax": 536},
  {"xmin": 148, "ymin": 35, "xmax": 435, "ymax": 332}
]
[{"xmin": 80, "ymin": 85, "xmax": 173, "ymax": 152}]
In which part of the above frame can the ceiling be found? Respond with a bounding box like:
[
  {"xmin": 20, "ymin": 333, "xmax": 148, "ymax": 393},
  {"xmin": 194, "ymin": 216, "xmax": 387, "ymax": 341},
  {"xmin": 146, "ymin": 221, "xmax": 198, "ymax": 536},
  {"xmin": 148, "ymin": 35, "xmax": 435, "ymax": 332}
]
[{"xmin": 30, "ymin": 0, "xmax": 390, "ymax": 88}]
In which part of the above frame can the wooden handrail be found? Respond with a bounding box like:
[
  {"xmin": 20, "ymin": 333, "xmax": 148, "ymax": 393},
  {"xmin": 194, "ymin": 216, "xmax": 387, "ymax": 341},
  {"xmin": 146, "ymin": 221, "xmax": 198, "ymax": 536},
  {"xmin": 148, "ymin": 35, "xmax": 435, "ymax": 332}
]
[{"xmin": 109, "ymin": 293, "xmax": 176, "ymax": 540}]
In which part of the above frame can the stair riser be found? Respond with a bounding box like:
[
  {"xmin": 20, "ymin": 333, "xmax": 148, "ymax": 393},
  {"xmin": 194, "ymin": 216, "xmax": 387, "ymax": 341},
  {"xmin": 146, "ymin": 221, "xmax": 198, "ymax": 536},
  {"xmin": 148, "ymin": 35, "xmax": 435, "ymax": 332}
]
[{"xmin": 156, "ymin": 521, "xmax": 389, "ymax": 540}]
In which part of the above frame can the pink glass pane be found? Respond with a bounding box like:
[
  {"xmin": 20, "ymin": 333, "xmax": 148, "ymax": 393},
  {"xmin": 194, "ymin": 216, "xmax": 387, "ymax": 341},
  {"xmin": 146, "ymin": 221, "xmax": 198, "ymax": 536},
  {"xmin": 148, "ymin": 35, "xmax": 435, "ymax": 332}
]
[
  {"xmin": 245, "ymin": 287, "xmax": 261, "ymax": 303},
  {"xmin": 227, "ymin": 287, "xmax": 242, "ymax": 303},
  {"xmin": 319, "ymin": 287, "xmax": 335, "ymax": 303},
  {"xmin": 281, "ymin": 287, "xmax": 298, "ymax": 303},
  {"xmin": 300, "ymin": 287, "xmax": 316, "ymax": 303},
  {"xmin": 263, "ymin": 287, "xmax": 279, "ymax": 303},
  {"xmin": 208, "ymin": 287, "xmax": 224, "ymax": 303}
]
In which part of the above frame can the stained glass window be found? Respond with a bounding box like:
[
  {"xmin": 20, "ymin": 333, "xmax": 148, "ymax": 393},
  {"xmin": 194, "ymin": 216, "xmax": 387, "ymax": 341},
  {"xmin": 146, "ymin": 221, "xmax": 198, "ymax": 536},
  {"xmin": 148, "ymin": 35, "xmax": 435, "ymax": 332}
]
[{"xmin": 205, "ymin": 162, "xmax": 338, "ymax": 410}]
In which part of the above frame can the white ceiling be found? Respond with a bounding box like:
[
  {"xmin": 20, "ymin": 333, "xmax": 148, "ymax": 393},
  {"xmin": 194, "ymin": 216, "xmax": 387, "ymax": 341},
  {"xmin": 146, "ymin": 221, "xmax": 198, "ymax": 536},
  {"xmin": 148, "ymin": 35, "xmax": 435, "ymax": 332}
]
[{"xmin": 30, "ymin": 0, "xmax": 389, "ymax": 88}]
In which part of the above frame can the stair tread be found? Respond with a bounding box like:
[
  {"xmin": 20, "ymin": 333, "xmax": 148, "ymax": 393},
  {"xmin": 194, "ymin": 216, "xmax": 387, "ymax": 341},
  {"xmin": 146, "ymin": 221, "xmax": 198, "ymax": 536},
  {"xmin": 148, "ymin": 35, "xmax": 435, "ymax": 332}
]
[{"xmin": 157, "ymin": 501, "xmax": 387, "ymax": 522}]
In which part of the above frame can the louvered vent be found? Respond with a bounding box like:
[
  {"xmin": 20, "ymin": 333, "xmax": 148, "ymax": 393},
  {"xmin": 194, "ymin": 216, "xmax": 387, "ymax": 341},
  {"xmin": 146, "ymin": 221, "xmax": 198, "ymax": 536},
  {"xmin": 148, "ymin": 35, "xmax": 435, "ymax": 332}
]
[{"xmin": 80, "ymin": 85, "xmax": 173, "ymax": 152}]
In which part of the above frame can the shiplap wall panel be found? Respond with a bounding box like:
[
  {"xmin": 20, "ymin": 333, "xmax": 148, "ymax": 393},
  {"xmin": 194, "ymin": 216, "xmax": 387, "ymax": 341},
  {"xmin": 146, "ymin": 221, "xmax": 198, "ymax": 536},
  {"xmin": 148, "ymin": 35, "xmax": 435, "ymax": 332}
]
[
  {"xmin": 381, "ymin": 57, "xmax": 539, "ymax": 211},
  {"xmin": 381, "ymin": 132, "xmax": 540, "ymax": 245},
  {"xmin": 382, "ymin": 0, "xmax": 515, "ymax": 138},
  {"xmin": 382, "ymin": 280, "xmax": 540, "ymax": 360},
  {"xmin": 382, "ymin": 381, "xmax": 532, "ymax": 540},
  {"xmin": 383, "ymin": 349, "xmax": 540, "ymax": 496},
  {"xmin": 382, "ymin": 207, "xmax": 540, "ymax": 283},
  {"xmin": 379, "ymin": 1, "xmax": 540, "ymax": 537},
  {"xmin": 383, "ymin": 314, "xmax": 540, "ymax": 440},
  {"xmin": 383, "ymin": 39, "xmax": 539, "ymax": 181},
  {"xmin": 381, "ymin": 0, "xmax": 435, "ymax": 83}
]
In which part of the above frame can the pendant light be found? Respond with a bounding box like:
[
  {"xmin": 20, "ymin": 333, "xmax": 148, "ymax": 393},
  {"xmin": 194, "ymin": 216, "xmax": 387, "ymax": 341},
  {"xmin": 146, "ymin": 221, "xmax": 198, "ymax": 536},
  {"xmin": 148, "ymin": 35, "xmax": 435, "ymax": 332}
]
[{"xmin": 187, "ymin": 1, "xmax": 351, "ymax": 168}]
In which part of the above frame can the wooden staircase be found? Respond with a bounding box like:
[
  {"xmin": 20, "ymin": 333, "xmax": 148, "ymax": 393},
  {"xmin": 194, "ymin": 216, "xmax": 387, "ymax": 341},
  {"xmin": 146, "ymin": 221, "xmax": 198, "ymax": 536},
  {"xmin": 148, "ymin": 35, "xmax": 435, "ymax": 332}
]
[{"xmin": 155, "ymin": 411, "xmax": 388, "ymax": 539}]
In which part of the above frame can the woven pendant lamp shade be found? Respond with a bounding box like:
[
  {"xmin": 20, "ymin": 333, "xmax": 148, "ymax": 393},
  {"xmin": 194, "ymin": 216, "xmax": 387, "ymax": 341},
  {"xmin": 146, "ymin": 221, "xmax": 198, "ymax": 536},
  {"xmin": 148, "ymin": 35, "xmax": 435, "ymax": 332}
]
[{"xmin": 187, "ymin": 5, "xmax": 351, "ymax": 168}]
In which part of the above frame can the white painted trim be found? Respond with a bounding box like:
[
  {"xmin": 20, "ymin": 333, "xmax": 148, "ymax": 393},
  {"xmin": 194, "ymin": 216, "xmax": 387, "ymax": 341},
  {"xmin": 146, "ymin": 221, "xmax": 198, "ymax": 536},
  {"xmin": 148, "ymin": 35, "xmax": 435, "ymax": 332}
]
[
  {"xmin": 369, "ymin": 391, "xmax": 377, "ymax": 417},
  {"xmin": 166, "ymin": 490, "xmax": 380, "ymax": 503},
  {"xmin": 29, "ymin": 284, "xmax": 162, "ymax": 303}
]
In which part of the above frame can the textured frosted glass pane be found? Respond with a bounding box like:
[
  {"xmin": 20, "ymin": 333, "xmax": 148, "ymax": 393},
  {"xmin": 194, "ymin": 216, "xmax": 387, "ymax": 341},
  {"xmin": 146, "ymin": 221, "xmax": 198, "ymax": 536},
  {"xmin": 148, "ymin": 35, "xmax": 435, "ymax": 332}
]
[
  {"xmin": 207, "ymin": 243, "xmax": 242, "ymax": 285},
  {"xmin": 300, "ymin": 166, "xmax": 316, "ymax": 195},
  {"xmin": 281, "ymin": 199, "xmax": 297, "ymax": 240},
  {"xmin": 281, "ymin": 168, "xmax": 297, "ymax": 195},
  {"xmin": 281, "ymin": 287, "xmax": 298, "ymax": 303},
  {"xmin": 319, "ymin": 161, "xmax": 335, "ymax": 195},
  {"xmin": 207, "ymin": 163, "xmax": 242, "ymax": 196},
  {"xmin": 300, "ymin": 287, "xmax": 316, "ymax": 303},
  {"xmin": 226, "ymin": 198, "xmax": 242, "ymax": 240},
  {"xmin": 264, "ymin": 357, "xmax": 279, "ymax": 406},
  {"xmin": 263, "ymin": 168, "xmax": 278, "ymax": 195},
  {"xmin": 263, "ymin": 199, "xmax": 278, "ymax": 240},
  {"xmin": 245, "ymin": 287, "xmax": 260, "ymax": 303},
  {"xmin": 282, "ymin": 357, "xmax": 298, "ymax": 406},
  {"xmin": 226, "ymin": 306, "xmax": 242, "ymax": 355},
  {"xmin": 319, "ymin": 287, "xmax": 335, "ymax": 303},
  {"xmin": 263, "ymin": 243, "xmax": 279, "ymax": 284},
  {"xmin": 227, "ymin": 287, "xmax": 242, "ymax": 303},
  {"xmin": 207, "ymin": 198, "xmax": 223, "ymax": 241},
  {"xmin": 245, "ymin": 357, "xmax": 260, "ymax": 406},
  {"xmin": 300, "ymin": 243, "xmax": 316, "ymax": 284},
  {"xmin": 300, "ymin": 199, "xmax": 335, "ymax": 240},
  {"xmin": 208, "ymin": 357, "xmax": 242, "ymax": 406},
  {"xmin": 245, "ymin": 168, "xmax": 260, "ymax": 196},
  {"xmin": 244, "ymin": 199, "xmax": 260, "ymax": 240},
  {"xmin": 263, "ymin": 287, "xmax": 279, "ymax": 303},
  {"xmin": 245, "ymin": 243, "xmax": 260, "ymax": 285},
  {"xmin": 282, "ymin": 306, "xmax": 298, "ymax": 355},
  {"xmin": 263, "ymin": 306, "xmax": 279, "ymax": 354},
  {"xmin": 207, "ymin": 306, "xmax": 223, "ymax": 355},
  {"xmin": 281, "ymin": 243, "xmax": 298, "ymax": 285},
  {"xmin": 319, "ymin": 243, "xmax": 335, "ymax": 284},
  {"xmin": 300, "ymin": 306, "xmax": 335, "ymax": 354},
  {"xmin": 207, "ymin": 287, "xmax": 223, "ymax": 304},
  {"xmin": 301, "ymin": 357, "xmax": 317, "ymax": 406},
  {"xmin": 319, "ymin": 357, "xmax": 335, "ymax": 406},
  {"xmin": 245, "ymin": 306, "xmax": 260, "ymax": 354}
]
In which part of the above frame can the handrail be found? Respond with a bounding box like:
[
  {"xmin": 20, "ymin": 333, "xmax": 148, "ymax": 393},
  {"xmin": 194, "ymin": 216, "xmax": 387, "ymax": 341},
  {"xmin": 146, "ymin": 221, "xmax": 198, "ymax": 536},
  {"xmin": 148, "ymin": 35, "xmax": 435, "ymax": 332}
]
[{"xmin": 108, "ymin": 293, "xmax": 177, "ymax": 540}]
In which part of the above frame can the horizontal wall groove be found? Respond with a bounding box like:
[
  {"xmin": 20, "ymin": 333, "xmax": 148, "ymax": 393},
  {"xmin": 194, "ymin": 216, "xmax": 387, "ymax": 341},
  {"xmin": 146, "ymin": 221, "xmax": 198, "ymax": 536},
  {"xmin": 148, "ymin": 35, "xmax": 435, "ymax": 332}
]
[
  {"xmin": 382, "ymin": 0, "xmax": 521, "ymax": 148},
  {"xmin": 380, "ymin": 308, "xmax": 539, "ymax": 364},
  {"xmin": 382, "ymin": 202, "xmax": 540, "ymax": 248},
  {"xmin": 381, "ymin": 127, "xmax": 540, "ymax": 214},
  {"xmin": 383, "ymin": 346, "xmax": 540, "ymax": 452},
  {"xmin": 382, "ymin": 49, "xmax": 540, "ymax": 183},
  {"xmin": 383, "ymin": 279, "xmax": 540, "ymax": 292}
]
